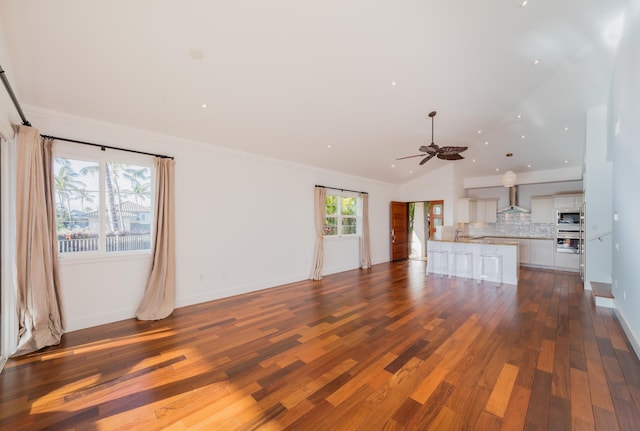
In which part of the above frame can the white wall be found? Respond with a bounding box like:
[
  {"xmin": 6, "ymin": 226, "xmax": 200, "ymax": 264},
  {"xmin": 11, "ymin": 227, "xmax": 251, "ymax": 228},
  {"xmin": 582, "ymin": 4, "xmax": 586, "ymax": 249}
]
[
  {"xmin": 609, "ymin": 0, "xmax": 640, "ymax": 356},
  {"xmin": 26, "ymin": 107, "xmax": 397, "ymax": 331},
  {"xmin": 400, "ymin": 164, "xmax": 464, "ymax": 226},
  {"xmin": 583, "ymin": 106, "xmax": 613, "ymax": 287}
]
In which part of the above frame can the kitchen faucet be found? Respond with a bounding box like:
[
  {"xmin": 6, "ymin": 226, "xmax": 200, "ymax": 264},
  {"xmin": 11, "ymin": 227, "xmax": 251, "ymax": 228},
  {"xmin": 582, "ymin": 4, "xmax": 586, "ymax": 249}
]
[{"xmin": 455, "ymin": 229, "xmax": 463, "ymax": 242}]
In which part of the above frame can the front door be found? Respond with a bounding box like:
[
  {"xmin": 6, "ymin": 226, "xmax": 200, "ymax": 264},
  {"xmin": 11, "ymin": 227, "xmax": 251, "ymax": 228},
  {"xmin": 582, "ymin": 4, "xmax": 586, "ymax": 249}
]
[
  {"xmin": 429, "ymin": 200, "xmax": 444, "ymax": 239},
  {"xmin": 390, "ymin": 201, "xmax": 409, "ymax": 261}
]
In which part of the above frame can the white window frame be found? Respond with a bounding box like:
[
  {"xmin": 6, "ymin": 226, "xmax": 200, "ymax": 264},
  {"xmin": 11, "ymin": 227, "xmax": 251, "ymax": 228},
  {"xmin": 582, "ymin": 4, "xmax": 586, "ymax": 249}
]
[
  {"xmin": 324, "ymin": 191, "xmax": 361, "ymax": 238},
  {"xmin": 53, "ymin": 141, "xmax": 155, "ymax": 262}
]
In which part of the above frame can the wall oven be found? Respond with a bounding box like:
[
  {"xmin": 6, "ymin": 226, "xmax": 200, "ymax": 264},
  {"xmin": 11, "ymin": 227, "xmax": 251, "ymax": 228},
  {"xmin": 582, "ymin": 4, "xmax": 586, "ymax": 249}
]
[
  {"xmin": 557, "ymin": 210, "xmax": 581, "ymax": 231},
  {"xmin": 556, "ymin": 208, "xmax": 584, "ymax": 255},
  {"xmin": 556, "ymin": 231, "xmax": 581, "ymax": 254}
]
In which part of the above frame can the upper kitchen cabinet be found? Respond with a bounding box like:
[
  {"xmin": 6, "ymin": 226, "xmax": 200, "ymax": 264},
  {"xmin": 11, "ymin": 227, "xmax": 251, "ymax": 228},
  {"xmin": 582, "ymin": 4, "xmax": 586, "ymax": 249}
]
[
  {"xmin": 553, "ymin": 194, "xmax": 583, "ymax": 209},
  {"xmin": 531, "ymin": 196, "xmax": 556, "ymax": 223},
  {"xmin": 456, "ymin": 198, "xmax": 497, "ymax": 224},
  {"xmin": 456, "ymin": 198, "xmax": 476, "ymax": 223},
  {"xmin": 475, "ymin": 199, "xmax": 498, "ymax": 223}
]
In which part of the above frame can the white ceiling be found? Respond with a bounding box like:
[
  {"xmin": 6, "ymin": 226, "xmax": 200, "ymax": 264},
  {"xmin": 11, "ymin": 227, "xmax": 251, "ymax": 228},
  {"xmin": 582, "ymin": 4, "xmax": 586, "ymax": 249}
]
[{"xmin": 0, "ymin": 0, "xmax": 629, "ymax": 184}]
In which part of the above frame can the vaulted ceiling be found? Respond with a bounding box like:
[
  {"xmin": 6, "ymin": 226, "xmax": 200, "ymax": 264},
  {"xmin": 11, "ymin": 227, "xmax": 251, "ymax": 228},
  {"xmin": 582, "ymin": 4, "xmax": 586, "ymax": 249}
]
[{"xmin": 0, "ymin": 0, "xmax": 629, "ymax": 184}]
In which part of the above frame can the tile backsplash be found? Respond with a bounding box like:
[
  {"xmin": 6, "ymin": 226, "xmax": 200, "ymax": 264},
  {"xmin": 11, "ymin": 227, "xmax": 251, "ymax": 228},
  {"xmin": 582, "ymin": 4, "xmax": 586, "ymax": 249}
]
[{"xmin": 463, "ymin": 212, "xmax": 554, "ymax": 238}]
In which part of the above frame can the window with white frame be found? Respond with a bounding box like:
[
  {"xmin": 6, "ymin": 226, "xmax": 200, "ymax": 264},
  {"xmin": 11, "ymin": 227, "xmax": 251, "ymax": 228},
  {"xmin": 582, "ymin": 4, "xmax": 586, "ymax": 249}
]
[
  {"xmin": 323, "ymin": 193, "xmax": 359, "ymax": 236},
  {"xmin": 53, "ymin": 145, "xmax": 154, "ymax": 257}
]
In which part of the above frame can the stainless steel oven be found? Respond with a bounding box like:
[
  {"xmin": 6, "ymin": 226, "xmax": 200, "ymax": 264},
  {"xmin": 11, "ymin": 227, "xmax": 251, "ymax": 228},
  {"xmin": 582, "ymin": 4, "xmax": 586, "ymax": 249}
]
[
  {"xmin": 557, "ymin": 210, "xmax": 581, "ymax": 231},
  {"xmin": 556, "ymin": 230, "xmax": 580, "ymax": 254}
]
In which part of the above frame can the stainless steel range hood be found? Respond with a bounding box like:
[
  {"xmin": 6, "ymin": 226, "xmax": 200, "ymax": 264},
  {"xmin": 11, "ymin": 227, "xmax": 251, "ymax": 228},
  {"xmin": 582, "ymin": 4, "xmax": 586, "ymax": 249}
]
[{"xmin": 498, "ymin": 186, "xmax": 530, "ymax": 213}]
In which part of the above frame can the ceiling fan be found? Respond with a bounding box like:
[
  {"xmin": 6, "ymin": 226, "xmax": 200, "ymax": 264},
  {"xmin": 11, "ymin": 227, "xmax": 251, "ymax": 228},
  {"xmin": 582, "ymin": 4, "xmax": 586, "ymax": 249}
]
[{"xmin": 397, "ymin": 111, "xmax": 468, "ymax": 165}]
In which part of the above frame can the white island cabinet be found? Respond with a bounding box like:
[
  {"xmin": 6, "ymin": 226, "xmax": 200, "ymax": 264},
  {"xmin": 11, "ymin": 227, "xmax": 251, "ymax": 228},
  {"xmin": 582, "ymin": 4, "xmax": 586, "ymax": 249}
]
[{"xmin": 427, "ymin": 240, "xmax": 519, "ymax": 285}]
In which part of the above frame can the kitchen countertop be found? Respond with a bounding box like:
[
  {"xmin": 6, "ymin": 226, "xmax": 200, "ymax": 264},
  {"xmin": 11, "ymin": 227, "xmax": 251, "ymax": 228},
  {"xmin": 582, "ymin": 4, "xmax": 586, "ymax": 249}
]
[{"xmin": 429, "ymin": 235, "xmax": 553, "ymax": 246}]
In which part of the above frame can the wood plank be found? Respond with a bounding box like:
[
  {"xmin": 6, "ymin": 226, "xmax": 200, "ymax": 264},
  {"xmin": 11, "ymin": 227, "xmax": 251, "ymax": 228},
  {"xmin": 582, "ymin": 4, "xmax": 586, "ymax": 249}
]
[{"xmin": 1, "ymin": 263, "xmax": 639, "ymax": 430}]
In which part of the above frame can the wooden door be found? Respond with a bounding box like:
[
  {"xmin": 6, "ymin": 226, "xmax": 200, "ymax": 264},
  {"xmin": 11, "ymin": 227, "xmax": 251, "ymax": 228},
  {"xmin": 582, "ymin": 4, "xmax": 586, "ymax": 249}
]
[
  {"xmin": 390, "ymin": 201, "xmax": 409, "ymax": 261},
  {"xmin": 429, "ymin": 200, "xmax": 444, "ymax": 239}
]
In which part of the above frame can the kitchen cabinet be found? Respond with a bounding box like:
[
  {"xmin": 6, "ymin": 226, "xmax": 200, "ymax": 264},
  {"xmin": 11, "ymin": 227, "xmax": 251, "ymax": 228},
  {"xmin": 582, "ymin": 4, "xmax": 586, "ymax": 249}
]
[
  {"xmin": 456, "ymin": 198, "xmax": 476, "ymax": 223},
  {"xmin": 456, "ymin": 198, "xmax": 498, "ymax": 224},
  {"xmin": 530, "ymin": 239, "xmax": 554, "ymax": 267},
  {"xmin": 554, "ymin": 194, "xmax": 583, "ymax": 209},
  {"xmin": 475, "ymin": 199, "xmax": 498, "ymax": 223},
  {"xmin": 531, "ymin": 196, "xmax": 556, "ymax": 224},
  {"xmin": 517, "ymin": 239, "xmax": 531, "ymax": 264},
  {"xmin": 555, "ymin": 253, "xmax": 579, "ymax": 272}
]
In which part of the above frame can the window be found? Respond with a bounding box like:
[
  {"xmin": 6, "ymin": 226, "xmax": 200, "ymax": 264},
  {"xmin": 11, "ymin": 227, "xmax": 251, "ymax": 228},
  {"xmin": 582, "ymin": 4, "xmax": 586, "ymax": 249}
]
[
  {"xmin": 323, "ymin": 193, "xmax": 359, "ymax": 236},
  {"xmin": 54, "ymin": 151, "xmax": 153, "ymax": 256}
]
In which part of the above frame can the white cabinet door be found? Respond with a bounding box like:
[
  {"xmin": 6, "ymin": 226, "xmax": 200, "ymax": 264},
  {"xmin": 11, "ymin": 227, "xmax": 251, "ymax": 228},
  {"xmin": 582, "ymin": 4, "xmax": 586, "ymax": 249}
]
[
  {"xmin": 530, "ymin": 239, "xmax": 554, "ymax": 266},
  {"xmin": 531, "ymin": 197, "xmax": 555, "ymax": 223},
  {"xmin": 554, "ymin": 194, "xmax": 583, "ymax": 209},
  {"xmin": 456, "ymin": 198, "xmax": 476, "ymax": 223},
  {"xmin": 555, "ymin": 253, "xmax": 579, "ymax": 271},
  {"xmin": 476, "ymin": 199, "xmax": 498, "ymax": 223},
  {"xmin": 518, "ymin": 239, "xmax": 531, "ymax": 264}
]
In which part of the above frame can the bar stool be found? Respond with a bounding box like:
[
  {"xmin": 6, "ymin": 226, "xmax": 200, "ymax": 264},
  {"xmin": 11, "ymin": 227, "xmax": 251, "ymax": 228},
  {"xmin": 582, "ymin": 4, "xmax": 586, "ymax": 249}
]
[
  {"xmin": 449, "ymin": 249, "xmax": 473, "ymax": 280},
  {"xmin": 427, "ymin": 248, "xmax": 449, "ymax": 277},
  {"xmin": 478, "ymin": 247, "xmax": 503, "ymax": 285}
]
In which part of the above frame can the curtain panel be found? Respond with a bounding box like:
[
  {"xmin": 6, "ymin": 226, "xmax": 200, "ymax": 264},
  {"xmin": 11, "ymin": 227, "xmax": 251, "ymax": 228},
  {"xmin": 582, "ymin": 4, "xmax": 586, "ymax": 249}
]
[
  {"xmin": 136, "ymin": 157, "xmax": 176, "ymax": 320},
  {"xmin": 309, "ymin": 187, "xmax": 326, "ymax": 280},
  {"xmin": 13, "ymin": 126, "xmax": 65, "ymax": 356}
]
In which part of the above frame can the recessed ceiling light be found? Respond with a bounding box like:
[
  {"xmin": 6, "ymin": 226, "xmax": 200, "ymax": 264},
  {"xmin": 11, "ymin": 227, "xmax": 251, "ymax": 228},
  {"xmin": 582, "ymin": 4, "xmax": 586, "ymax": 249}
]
[
  {"xmin": 564, "ymin": 160, "xmax": 569, "ymax": 164},
  {"xmin": 201, "ymin": 103, "xmax": 208, "ymax": 108},
  {"xmin": 391, "ymin": 81, "xmax": 397, "ymax": 86},
  {"xmin": 391, "ymin": 164, "xmax": 395, "ymax": 168},
  {"xmin": 564, "ymin": 126, "xmax": 569, "ymax": 131},
  {"xmin": 477, "ymin": 129, "xmax": 483, "ymax": 134},
  {"xmin": 327, "ymin": 145, "xmax": 332, "ymax": 149},
  {"xmin": 521, "ymin": 135, "xmax": 525, "ymax": 139},
  {"xmin": 516, "ymin": 114, "xmax": 522, "ymax": 119},
  {"xmin": 484, "ymin": 141, "xmax": 489, "ymax": 146},
  {"xmin": 532, "ymin": 58, "xmax": 542, "ymax": 65},
  {"xmin": 527, "ymin": 164, "xmax": 532, "ymax": 168},
  {"xmin": 409, "ymin": 170, "xmax": 413, "ymax": 174},
  {"xmin": 472, "ymin": 159, "xmax": 476, "ymax": 163},
  {"xmin": 495, "ymin": 168, "xmax": 500, "ymax": 172},
  {"xmin": 520, "ymin": 0, "xmax": 528, "ymax": 7}
]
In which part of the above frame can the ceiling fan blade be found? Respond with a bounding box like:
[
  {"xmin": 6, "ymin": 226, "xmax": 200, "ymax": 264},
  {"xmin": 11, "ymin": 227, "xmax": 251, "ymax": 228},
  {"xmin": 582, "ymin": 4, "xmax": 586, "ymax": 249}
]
[
  {"xmin": 418, "ymin": 145, "xmax": 430, "ymax": 153},
  {"xmin": 437, "ymin": 146, "xmax": 468, "ymax": 156},
  {"xmin": 419, "ymin": 154, "xmax": 436, "ymax": 165},
  {"xmin": 396, "ymin": 154, "xmax": 425, "ymax": 160},
  {"xmin": 437, "ymin": 153, "xmax": 465, "ymax": 160}
]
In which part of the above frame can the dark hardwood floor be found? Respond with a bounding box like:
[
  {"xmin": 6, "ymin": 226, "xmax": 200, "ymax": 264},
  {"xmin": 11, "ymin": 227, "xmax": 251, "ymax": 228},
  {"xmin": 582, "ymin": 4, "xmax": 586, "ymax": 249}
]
[{"xmin": 1, "ymin": 261, "xmax": 640, "ymax": 430}]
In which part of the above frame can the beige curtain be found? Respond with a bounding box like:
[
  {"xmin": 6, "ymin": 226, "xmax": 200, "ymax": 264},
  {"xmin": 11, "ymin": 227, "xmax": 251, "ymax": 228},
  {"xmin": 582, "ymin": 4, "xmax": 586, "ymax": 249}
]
[
  {"xmin": 309, "ymin": 186, "xmax": 326, "ymax": 280},
  {"xmin": 13, "ymin": 126, "xmax": 65, "ymax": 356},
  {"xmin": 136, "ymin": 157, "xmax": 176, "ymax": 320},
  {"xmin": 360, "ymin": 193, "xmax": 371, "ymax": 269}
]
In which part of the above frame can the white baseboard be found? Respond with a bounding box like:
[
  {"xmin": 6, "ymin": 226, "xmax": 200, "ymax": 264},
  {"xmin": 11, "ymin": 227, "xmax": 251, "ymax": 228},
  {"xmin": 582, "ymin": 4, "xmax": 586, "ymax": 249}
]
[{"xmin": 615, "ymin": 307, "xmax": 640, "ymax": 361}]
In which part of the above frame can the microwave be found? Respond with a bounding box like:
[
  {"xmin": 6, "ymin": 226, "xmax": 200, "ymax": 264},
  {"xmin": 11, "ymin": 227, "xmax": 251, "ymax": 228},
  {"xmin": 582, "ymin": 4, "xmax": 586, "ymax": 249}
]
[{"xmin": 557, "ymin": 210, "xmax": 580, "ymax": 226}]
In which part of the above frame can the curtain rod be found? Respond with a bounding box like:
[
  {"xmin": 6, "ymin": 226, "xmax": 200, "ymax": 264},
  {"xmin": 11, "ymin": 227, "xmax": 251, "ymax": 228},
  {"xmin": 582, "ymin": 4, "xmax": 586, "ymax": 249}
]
[
  {"xmin": 315, "ymin": 184, "xmax": 368, "ymax": 195},
  {"xmin": 0, "ymin": 64, "xmax": 31, "ymax": 127},
  {"xmin": 41, "ymin": 135, "xmax": 174, "ymax": 160}
]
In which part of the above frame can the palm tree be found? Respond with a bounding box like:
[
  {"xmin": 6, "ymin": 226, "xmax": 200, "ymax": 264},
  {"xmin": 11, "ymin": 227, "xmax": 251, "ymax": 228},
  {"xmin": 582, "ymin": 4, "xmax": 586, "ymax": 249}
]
[
  {"xmin": 74, "ymin": 188, "xmax": 95, "ymax": 212},
  {"xmin": 80, "ymin": 162, "xmax": 122, "ymax": 232},
  {"xmin": 129, "ymin": 181, "xmax": 151, "ymax": 205},
  {"xmin": 54, "ymin": 159, "xmax": 85, "ymax": 227}
]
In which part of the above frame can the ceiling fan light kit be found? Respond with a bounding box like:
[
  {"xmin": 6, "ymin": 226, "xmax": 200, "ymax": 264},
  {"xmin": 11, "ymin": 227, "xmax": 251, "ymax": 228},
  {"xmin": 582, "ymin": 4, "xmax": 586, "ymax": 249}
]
[
  {"xmin": 502, "ymin": 170, "xmax": 518, "ymax": 187},
  {"xmin": 397, "ymin": 111, "xmax": 468, "ymax": 166}
]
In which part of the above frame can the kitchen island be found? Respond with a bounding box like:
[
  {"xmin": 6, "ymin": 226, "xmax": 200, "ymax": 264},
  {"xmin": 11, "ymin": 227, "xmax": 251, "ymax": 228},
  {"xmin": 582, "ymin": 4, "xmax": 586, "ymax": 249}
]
[{"xmin": 427, "ymin": 239, "xmax": 519, "ymax": 285}]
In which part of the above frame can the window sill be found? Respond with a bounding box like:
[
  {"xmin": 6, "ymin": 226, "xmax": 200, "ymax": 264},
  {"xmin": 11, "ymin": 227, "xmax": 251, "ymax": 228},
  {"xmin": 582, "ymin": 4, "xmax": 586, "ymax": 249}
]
[
  {"xmin": 58, "ymin": 252, "xmax": 151, "ymax": 266},
  {"xmin": 323, "ymin": 235, "xmax": 360, "ymax": 241}
]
